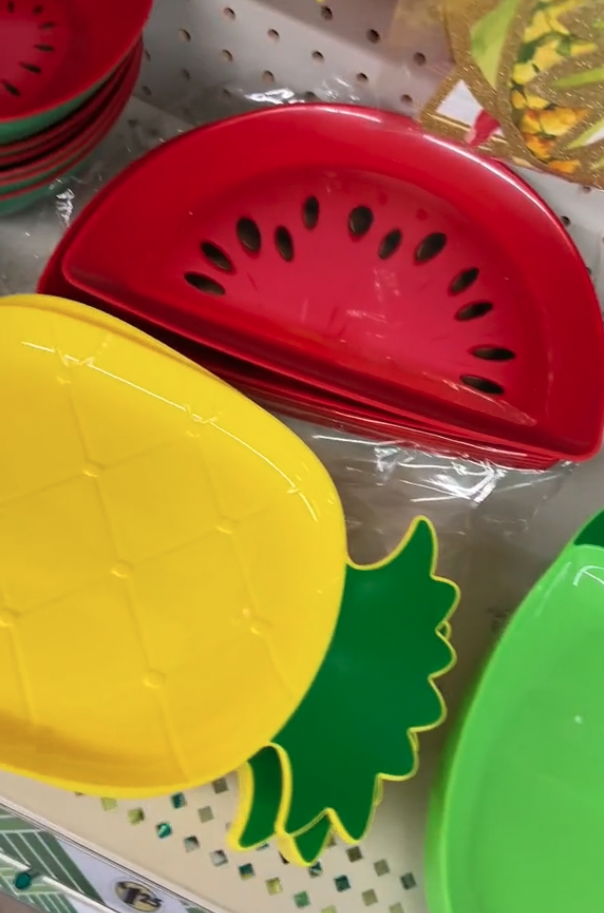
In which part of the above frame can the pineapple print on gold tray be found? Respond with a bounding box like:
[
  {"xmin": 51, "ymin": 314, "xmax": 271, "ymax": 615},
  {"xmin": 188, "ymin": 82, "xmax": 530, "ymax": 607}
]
[
  {"xmin": 0, "ymin": 294, "xmax": 348, "ymax": 797},
  {"xmin": 422, "ymin": 0, "xmax": 604, "ymax": 185},
  {"xmin": 229, "ymin": 518, "xmax": 460, "ymax": 865}
]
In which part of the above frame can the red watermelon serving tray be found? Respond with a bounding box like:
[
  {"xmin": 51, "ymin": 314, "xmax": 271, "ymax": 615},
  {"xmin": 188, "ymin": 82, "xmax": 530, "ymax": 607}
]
[
  {"xmin": 38, "ymin": 185, "xmax": 553, "ymax": 471},
  {"xmin": 56, "ymin": 106, "xmax": 604, "ymax": 461}
]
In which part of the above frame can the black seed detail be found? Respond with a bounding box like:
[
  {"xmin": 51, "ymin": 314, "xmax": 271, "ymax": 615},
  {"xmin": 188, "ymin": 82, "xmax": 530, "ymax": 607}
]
[
  {"xmin": 236, "ymin": 217, "xmax": 261, "ymax": 253},
  {"xmin": 201, "ymin": 242, "xmax": 234, "ymax": 273},
  {"xmin": 456, "ymin": 301, "xmax": 493, "ymax": 321},
  {"xmin": 185, "ymin": 273, "xmax": 226, "ymax": 295},
  {"xmin": 461, "ymin": 375, "xmax": 504, "ymax": 395}
]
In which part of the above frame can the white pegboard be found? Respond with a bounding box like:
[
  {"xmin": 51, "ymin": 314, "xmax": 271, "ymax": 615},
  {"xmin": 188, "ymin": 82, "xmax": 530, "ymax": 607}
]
[{"xmin": 2, "ymin": 3, "xmax": 604, "ymax": 913}]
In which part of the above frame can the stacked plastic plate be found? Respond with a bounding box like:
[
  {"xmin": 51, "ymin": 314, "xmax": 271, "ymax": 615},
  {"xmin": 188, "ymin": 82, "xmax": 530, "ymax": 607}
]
[
  {"xmin": 37, "ymin": 105, "xmax": 604, "ymax": 469},
  {"xmin": 0, "ymin": 0, "xmax": 151, "ymax": 215}
]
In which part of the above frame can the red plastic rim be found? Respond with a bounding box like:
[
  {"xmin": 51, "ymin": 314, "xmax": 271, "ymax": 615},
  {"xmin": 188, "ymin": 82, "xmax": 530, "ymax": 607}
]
[
  {"xmin": 0, "ymin": 0, "xmax": 151, "ymax": 122},
  {"xmin": 52, "ymin": 106, "xmax": 604, "ymax": 461}
]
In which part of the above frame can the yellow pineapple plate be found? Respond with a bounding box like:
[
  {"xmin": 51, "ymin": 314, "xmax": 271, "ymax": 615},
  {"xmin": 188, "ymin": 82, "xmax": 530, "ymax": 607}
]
[{"xmin": 0, "ymin": 294, "xmax": 347, "ymax": 797}]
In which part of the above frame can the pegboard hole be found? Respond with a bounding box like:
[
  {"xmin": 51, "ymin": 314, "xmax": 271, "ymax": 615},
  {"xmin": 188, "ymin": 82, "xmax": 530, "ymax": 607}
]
[
  {"xmin": 472, "ymin": 345, "xmax": 515, "ymax": 361},
  {"xmin": 268, "ymin": 28, "xmax": 279, "ymax": 40},
  {"xmin": 461, "ymin": 375, "xmax": 504, "ymax": 395},
  {"xmin": 221, "ymin": 49, "xmax": 234, "ymax": 61},
  {"xmin": 266, "ymin": 878, "xmax": 283, "ymax": 895},
  {"xmin": 390, "ymin": 905, "xmax": 404, "ymax": 913},
  {"xmin": 144, "ymin": 48, "xmax": 151, "ymax": 62},
  {"xmin": 320, "ymin": 5, "xmax": 333, "ymax": 19},
  {"xmin": 347, "ymin": 846, "xmax": 363, "ymax": 862},
  {"xmin": 198, "ymin": 806, "xmax": 214, "ymax": 823},
  {"xmin": 374, "ymin": 859, "xmax": 390, "ymax": 876},
  {"xmin": 178, "ymin": 29, "xmax": 191, "ymax": 42},
  {"xmin": 294, "ymin": 892, "xmax": 311, "ymax": 909},
  {"xmin": 141, "ymin": 85, "xmax": 151, "ymax": 97},
  {"xmin": 304, "ymin": 91, "xmax": 319, "ymax": 101},
  {"xmin": 309, "ymin": 862, "xmax": 323, "ymax": 878},
  {"xmin": 356, "ymin": 72, "xmax": 369, "ymax": 83},
  {"xmin": 185, "ymin": 273, "xmax": 225, "ymax": 295},
  {"xmin": 449, "ymin": 267, "xmax": 479, "ymax": 295},
  {"xmin": 239, "ymin": 863, "xmax": 255, "ymax": 880},
  {"xmin": 378, "ymin": 228, "xmax": 402, "ymax": 259},
  {"xmin": 561, "ymin": 215, "xmax": 571, "ymax": 226},
  {"xmin": 262, "ymin": 70, "xmax": 275, "ymax": 84},
  {"xmin": 312, "ymin": 50, "xmax": 324, "ymax": 62},
  {"xmin": 363, "ymin": 891, "xmax": 378, "ymax": 907},
  {"xmin": 275, "ymin": 226, "xmax": 295, "ymax": 261},
  {"xmin": 101, "ymin": 798, "xmax": 118, "ymax": 811},
  {"xmin": 366, "ymin": 29, "xmax": 380, "ymax": 43},
  {"xmin": 349, "ymin": 205, "xmax": 374, "ymax": 237},
  {"xmin": 334, "ymin": 876, "xmax": 351, "ymax": 892},
  {"xmin": 223, "ymin": 6, "xmax": 236, "ymax": 18},
  {"xmin": 128, "ymin": 808, "xmax": 145, "ymax": 825},
  {"xmin": 211, "ymin": 850, "xmax": 229, "ymax": 867},
  {"xmin": 400, "ymin": 93, "xmax": 413, "ymax": 105},
  {"xmin": 213, "ymin": 777, "xmax": 229, "ymax": 793},
  {"xmin": 302, "ymin": 196, "xmax": 320, "ymax": 229},
  {"xmin": 401, "ymin": 873, "xmax": 417, "ymax": 890},
  {"xmin": 456, "ymin": 301, "xmax": 493, "ymax": 321},
  {"xmin": 184, "ymin": 836, "xmax": 200, "ymax": 852},
  {"xmin": 156, "ymin": 822, "xmax": 173, "ymax": 839},
  {"xmin": 182, "ymin": 68, "xmax": 191, "ymax": 80},
  {"xmin": 413, "ymin": 51, "xmax": 426, "ymax": 65},
  {"xmin": 201, "ymin": 241, "xmax": 234, "ymax": 273},
  {"xmin": 237, "ymin": 217, "xmax": 262, "ymax": 253},
  {"xmin": 171, "ymin": 792, "xmax": 187, "ymax": 809}
]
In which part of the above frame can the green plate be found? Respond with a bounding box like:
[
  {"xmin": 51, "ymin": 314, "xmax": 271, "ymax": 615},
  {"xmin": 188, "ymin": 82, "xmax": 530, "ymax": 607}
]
[{"xmin": 426, "ymin": 508, "xmax": 604, "ymax": 913}]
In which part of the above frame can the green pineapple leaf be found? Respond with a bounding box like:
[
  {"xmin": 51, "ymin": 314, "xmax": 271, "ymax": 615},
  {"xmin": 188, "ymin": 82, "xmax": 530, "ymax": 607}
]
[
  {"xmin": 230, "ymin": 744, "xmax": 333, "ymax": 864},
  {"xmin": 273, "ymin": 517, "xmax": 459, "ymax": 844}
]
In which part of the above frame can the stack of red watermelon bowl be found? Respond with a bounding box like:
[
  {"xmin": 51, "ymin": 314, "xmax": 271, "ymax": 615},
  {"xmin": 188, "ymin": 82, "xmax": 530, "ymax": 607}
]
[{"xmin": 0, "ymin": 0, "xmax": 152, "ymax": 216}]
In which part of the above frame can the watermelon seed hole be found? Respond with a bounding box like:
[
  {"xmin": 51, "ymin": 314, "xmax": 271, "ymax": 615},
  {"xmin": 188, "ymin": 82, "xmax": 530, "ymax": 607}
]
[
  {"xmin": 456, "ymin": 301, "xmax": 493, "ymax": 321},
  {"xmin": 201, "ymin": 241, "xmax": 233, "ymax": 273},
  {"xmin": 237, "ymin": 217, "xmax": 262, "ymax": 253},
  {"xmin": 349, "ymin": 206, "xmax": 373, "ymax": 237},
  {"xmin": 461, "ymin": 375, "xmax": 504, "ymax": 395},
  {"xmin": 302, "ymin": 196, "xmax": 320, "ymax": 229},
  {"xmin": 472, "ymin": 346, "xmax": 515, "ymax": 361},
  {"xmin": 275, "ymin": 226, "xmax": 294, "ymax": 261},
  {"xmin": 449, "ymin": 267, "xmax": 479, "ymax": 295},
  {"xmin": 415, "ymin": 232, "xmax": 447, "ymax": 263},
  {"xmin": 1, "ymin": 79, "xmax": 20, "ymax": 96},
  {"xmin": 379, "ymin": 229, "xmax": 402, "ymax": 259},
  {"xmin": 185, "ymin": 273, "xmax": 226, "ymax": 296}
]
